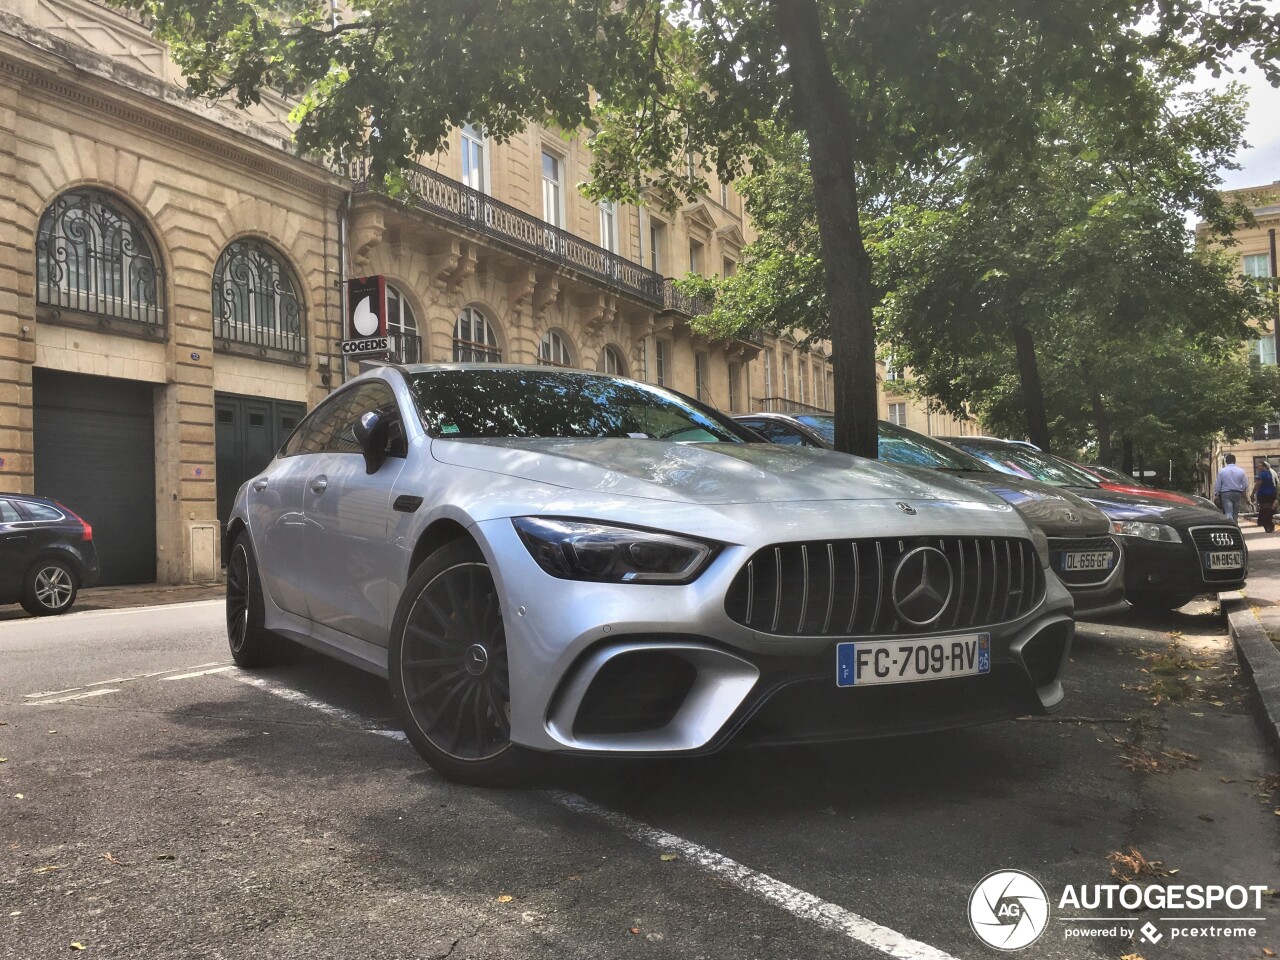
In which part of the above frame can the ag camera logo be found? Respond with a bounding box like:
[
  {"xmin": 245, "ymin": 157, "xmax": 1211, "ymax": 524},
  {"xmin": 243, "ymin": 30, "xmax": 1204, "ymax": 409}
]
[{"xmin": 969, "ymin": 869, "xmax": 1050, "ymax": 950}]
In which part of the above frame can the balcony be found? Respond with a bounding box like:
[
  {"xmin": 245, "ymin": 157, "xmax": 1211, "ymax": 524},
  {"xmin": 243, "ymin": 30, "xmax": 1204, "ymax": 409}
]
[
  {"xmin": 351, "ymin": 161, "xmax": 664, "ymax": 307},
  {"xmin": 753, "ymin": 396, "xmax": 832, "ymax": 415},
  {"xmin": 661, "ymin": 279, "xmax": 713, "ymax": 318}
]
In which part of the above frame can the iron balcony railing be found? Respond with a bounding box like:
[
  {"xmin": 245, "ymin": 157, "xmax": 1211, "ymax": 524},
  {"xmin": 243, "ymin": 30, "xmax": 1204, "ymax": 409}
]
[
  {"xmin": 351, "ymin": 160, "xmax": 664, "ymax": 307},
  {"xmin": 662, "ymin": 279, "xmax": 713, "ymax": 317},
  {"xmin": 753, "ymin": 396, "xmax": 832, "ymax": 414}
]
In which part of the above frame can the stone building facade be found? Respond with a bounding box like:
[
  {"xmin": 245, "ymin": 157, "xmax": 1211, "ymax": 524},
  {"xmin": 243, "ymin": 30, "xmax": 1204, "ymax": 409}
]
[
  {"xmin": 1204, "ymin": 181, "xmax": 1280, "ymax": 493},
  {"xmin": 1, "ymin": 0, "xmax": 957, "ymax": 587}
]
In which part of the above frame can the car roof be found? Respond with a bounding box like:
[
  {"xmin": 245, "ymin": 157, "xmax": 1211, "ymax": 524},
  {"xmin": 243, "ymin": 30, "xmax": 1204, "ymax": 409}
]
[{"xmin": 0, "ymin": 493, "xmax": 57, "ymax": 505}]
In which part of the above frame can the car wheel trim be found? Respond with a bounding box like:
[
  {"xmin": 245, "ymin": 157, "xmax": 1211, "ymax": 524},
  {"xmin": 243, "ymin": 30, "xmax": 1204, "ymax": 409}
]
[
  {"xmin": 400, "ymin": 561, "xmax": 512, "ymax": 762},
  {"xmin": 226, "ymin": 543, "xmax": 250, "ymax": 653},
  {"xmin": 34, "ymin": 565, "xmax": 73, "ymax": 609}
]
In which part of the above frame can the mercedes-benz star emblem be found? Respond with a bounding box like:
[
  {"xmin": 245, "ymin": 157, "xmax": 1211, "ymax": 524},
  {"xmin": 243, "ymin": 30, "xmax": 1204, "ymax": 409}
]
[
  {"xmin": 896, "ymin": 501, "xmax": 917, "ymax": 515},
  {"xmin": 464, "ymin": 643, "xmax": 490, "ymax": 677},
  {"xmin": 892, "ymin": 546, "xmax": 954, "ymax": 626},
  {"xmin": 1064, "ymin": 510, "xmax": 1078, "ymax": 523}
]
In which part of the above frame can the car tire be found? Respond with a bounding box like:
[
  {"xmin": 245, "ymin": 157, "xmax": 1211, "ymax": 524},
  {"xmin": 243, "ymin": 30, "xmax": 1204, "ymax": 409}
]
[
  {"xmin": 389, "ymin": 538, "xmax": 535, "ymax": 787},
  {"xmin": 20, "ymin": 557, "xmax": 78, "ymax": 616},
  {"xmin": 225, "ymin": 533, "xmax": 288, "ymax": 667}
]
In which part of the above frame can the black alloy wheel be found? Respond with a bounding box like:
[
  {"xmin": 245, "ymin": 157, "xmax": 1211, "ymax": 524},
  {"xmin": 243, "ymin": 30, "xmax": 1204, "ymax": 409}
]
[
  {"xmin": 390, "ymin": 539, "xmax": 533, "ymax": 786},
  {"xmin": 225, "ymin": 533, "xmax": 285, "ymax": 667}
]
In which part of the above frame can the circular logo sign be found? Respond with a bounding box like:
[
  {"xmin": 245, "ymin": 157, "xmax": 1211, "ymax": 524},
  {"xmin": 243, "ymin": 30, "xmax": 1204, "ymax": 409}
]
[
  {"xmin": 968, "ymin": 870, "xmax": 1050, "ymax": 951},
  {"xmin": 351, "ymin": 295, "xmax": 379, "ymax": 337},
  {"xmin": 891, "ymin": 546, "xmax": 953, "ymax": 626}
]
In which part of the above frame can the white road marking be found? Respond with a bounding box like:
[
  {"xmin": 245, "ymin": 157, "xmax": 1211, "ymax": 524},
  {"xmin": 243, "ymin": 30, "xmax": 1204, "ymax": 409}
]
[
  {"xmin": 546, "ymin": 791, "xmax": 961, "ymax": 960},
  {"xmin": 24, "ymin": 661, "xmax": 234, "ymax": 699},
  {"xmin": 224, "ymin": 671, "xmax": 959, "ymax": 960},
  {"xmin": 227, "ymin": 673, "xmax": 407, "ymax": 741},
  {"xmin": 162, "ymin": 666, "xmax": 235, "ymax": 681},
  {"xmin": 25, "ymin": 688, "xmax": 120, "ymax": 705}
]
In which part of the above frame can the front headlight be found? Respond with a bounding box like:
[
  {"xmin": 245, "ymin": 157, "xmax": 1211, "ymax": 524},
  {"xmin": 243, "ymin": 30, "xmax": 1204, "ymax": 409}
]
[
  {"xmin": 1028, "ymin": 525, "xmax": 1051, "ymax": 568},
  {"xmin": 1111, "ymin": 520, "xmax": 1182, "ymax": 543},
  {"xmin": 513, "ymin": 517, "xmax": 718, "ymax": 584}
]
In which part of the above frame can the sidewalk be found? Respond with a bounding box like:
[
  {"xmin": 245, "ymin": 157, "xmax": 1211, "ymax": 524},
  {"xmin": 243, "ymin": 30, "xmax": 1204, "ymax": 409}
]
[
  {"xmin": 1222, "ymin": 523, "xmax": 1280, "ymax": 751},
  {"xmin": 74, "ymin": 580, "xmax": 224, "ymax": 610}
]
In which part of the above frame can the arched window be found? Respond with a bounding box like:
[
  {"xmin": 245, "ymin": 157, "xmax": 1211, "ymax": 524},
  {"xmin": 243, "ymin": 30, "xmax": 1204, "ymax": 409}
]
[
  {"xmin": 386, "ymin": 284, "xmax": 422, "ymax": 363},
  {"xmin": 36, "ymin": 189, "xmax": 165, "ymax": 329},
  {"xmin": 453, "ymin": 306, "xmax": 501, "ymax": 362},
  {"xmin": 538, "ymin": 330, "xmax": 573, "ymax": 368},
  {"xmin": 598, "ymin": 344, "xmax": 627, "ymax": 376},
  {"xmin": 212, "ymin": 238, "xmax": 306, "ymax": 355}
]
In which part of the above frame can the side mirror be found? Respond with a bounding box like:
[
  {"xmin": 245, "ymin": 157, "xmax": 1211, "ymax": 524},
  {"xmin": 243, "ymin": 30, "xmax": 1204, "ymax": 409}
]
[{"xmin": 353, "ymin": 410, "xmax": 390, "ymax": 475}]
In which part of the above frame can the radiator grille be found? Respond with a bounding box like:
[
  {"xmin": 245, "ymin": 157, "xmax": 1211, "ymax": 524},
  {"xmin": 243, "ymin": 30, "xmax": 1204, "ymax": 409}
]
[
  {"xmin": 724, "ymin": 536, "xmax": 1045, "ymax": 637},
  {"xmin": 1188, "ymin": 525, "xmax": 1246, "ymax": 582}
]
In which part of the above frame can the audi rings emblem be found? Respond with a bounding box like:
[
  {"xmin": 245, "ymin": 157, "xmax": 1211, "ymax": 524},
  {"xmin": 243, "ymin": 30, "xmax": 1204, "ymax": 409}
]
[{"xmin": 892, "ymin": 546, "xmax": 955, "ymax": 626}]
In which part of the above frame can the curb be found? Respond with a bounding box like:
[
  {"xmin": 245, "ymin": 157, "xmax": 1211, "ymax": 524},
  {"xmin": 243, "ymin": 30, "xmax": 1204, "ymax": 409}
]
[{"xmin": 1221, "ymin": 589, "xmax": 1280, "ymax": 754}]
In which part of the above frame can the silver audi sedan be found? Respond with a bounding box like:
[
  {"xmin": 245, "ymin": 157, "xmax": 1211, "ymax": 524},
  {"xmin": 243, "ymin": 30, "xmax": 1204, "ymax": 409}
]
[{"xmin": 225, "ymin": 364, "xmax": 1075, "ymax": 786}]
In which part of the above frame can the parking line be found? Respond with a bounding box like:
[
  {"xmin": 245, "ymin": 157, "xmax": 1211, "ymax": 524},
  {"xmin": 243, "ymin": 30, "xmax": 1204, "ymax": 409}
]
[
  {"xmin": 223, "ymin": 670, "xmax": 961, "ymax": 960},
  {"xmin": 25, "ymin": 688, "xmax": 120, "ymax": 705},
  {"xmin": 162, "ymin": 666, "xmax": 236, "ymax": 681}
]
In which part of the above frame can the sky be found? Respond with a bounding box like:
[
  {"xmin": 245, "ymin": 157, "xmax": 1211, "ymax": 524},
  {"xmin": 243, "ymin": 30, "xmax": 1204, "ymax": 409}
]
[{"xmin": 1201, "ymin": 64, "xmax": 1280, "ymax": 193}]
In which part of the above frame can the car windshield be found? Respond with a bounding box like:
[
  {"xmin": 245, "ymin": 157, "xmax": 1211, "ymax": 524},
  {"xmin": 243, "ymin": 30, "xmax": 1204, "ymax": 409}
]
[
  {"xmin": 407, "ymin": 368, "xmax": 744, "ymax": 442},
  {"xmin": 952, "ymin": 442, "xmax": 1100, "ymax": 488},
  {"xmin": 1089, "ymin": 463, "xmax": 1147, "ymax": 487}
]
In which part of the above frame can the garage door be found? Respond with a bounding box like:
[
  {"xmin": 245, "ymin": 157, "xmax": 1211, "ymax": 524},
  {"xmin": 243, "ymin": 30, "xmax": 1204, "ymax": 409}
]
[{"xmin": 33, "ymin": 369, "xmax": 156, "ymax": 585}]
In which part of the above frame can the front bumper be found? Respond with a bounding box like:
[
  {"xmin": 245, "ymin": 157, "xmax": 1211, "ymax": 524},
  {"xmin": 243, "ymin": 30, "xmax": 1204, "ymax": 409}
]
[
  {"xmin": 477, "ymin": 514, "xmax": 1076, "ymax": 756},
  {"xmin": 1119, "ymin": 526, "xmax": 1247, "ymax": 602}
]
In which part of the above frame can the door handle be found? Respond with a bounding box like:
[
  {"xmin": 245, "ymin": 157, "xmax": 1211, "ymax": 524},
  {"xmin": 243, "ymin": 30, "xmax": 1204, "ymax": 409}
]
[
  {"xmin": 251, "ymin": 478, "xmax": 269, "ymax": 492},
  {"xmin": 310, "ymin": 476, "xmax": 329, "ymax": 494}
]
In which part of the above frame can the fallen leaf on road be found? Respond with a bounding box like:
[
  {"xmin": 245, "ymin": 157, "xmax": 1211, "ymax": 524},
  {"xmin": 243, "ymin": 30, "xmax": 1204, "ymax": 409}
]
[
  {"xmin": 1120, "ymin": 954, "xmax": 1145, "ymax": 960},
  {"xmin": 659, "ymin": 853, "xmax": 678, "ymax": 862},
  {"xmin": 154, "ymin": 854, "xmax": 176, "ymax": 861},
  {"xmin": 1197, "ymin": 814, "xmax": 1215, "ymax": 822},
  {"xmin": 69, "ymin": 944, "xmax": 85, "ymax": 952},
  {"xmin": 13, "ymin": 794, "xmax": 23, "ymax": 799},
  {"xmin": 496, "ymin": 895, "xmax": 513, "ymax": 903},
  {"xmin": 629, "ymin": 927, "xmax": 640, "ymax": 935},
  {"xmin": 1108, "ymin": 848, "xmax": 1176, "ymax": 881},
  {"xmin": 32, "ymin": 865, "xmax": 64, "ymax": 874},
  {"xmin": 1221, "ymin": 777, "xmax": 1236, "ymax": 783},
  {"xmin": 1263, "ymin": 948, "xmax": 1275, "ymax": 957},
  {"xmin": 567, "ymin": 875, "xmax": 580, "ymax": 881},
  {"xmin": 0, "ymin": 758, "xmax": 7, "ymax": 763},
  {"xmin": 101, "ymin": 852, "xmax": 127, "ymax": 866}
]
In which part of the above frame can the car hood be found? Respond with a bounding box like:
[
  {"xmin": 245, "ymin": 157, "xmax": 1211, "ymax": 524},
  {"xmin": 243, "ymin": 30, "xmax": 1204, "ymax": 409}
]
[
  {"xmin": 949, "ymin": 471, "xmax": 1111, "ymax": 537},
  {"xmin": 1068, "ymin": 486, "xmax": 1226, "ymax": 526},
  {"xmin": 430, "ymin": 437, "xmax": 1009, "ymax": 507}
]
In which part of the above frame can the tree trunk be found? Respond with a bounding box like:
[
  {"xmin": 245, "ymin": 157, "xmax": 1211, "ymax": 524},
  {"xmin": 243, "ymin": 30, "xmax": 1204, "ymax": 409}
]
[
  {"xmin": 1121, "ymin": 436, "xmax": 1134, "ymax": 476},
  {"xmin": 771, "ymin": 0, "xmax": 877, "ymax": 458},
  {"xmin": 1010, "ymin": 320, "xmax": 1052, "ymax": 452},
  {"xmin": 1090, "ymin": 390, "xmax": 1112, "ymax": 467}
]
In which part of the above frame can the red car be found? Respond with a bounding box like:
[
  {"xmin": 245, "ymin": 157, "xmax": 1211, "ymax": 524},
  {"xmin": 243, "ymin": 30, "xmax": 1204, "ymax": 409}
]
[{"xmin": 1071, "ymin": 462, "xmax": 1200, "ymax": 506}]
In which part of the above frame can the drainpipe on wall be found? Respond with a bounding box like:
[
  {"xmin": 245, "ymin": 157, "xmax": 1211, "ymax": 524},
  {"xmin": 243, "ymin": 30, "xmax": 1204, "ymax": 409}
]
[
  {"xmin": 1270, "ymin": 227, "xmax": 1278, "ymax": 367},
  {"xmin": 337, "ymin": 190, "xmax": 350, "ymax": 386}
]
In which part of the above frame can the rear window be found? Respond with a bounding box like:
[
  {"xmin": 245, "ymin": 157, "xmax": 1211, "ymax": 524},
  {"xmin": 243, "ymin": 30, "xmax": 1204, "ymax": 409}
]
[
  {"xmin": 407, "ymin": 369, "xmax": 743, "ymax": 443},
  {"xmin": 22, "ymin": 502, "xmax": 64, "ymax": 521}
]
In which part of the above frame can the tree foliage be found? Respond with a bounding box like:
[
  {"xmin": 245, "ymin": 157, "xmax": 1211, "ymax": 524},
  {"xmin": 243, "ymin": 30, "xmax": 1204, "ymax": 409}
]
[{"xmin": 116, "ymin": 0, "xmax": 1280, "ymax": 457}]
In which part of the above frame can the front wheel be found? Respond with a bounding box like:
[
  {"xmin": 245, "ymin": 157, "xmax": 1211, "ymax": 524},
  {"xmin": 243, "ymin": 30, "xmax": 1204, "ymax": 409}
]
[
  {"xmin": 20, "ymin": 558, "xmax": 78, "ymax": 616},
  {"xmin": 389, "ymin": 539, "xmax": 535, "ymax": 787},
  {"xmin": 226, "ymin": 533, "xmax": 287, "ymax": 667}
]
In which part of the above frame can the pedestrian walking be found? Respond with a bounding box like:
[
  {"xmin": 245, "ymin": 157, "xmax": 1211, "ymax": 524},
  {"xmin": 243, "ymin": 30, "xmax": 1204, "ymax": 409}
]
[
  {"xmin": 1214, "ymin": 454, "xmax": 1249, "ymax": 522},
  {"xmin": 1253, "ymin": 460, "xmax": 1277, "ymax": 533}
]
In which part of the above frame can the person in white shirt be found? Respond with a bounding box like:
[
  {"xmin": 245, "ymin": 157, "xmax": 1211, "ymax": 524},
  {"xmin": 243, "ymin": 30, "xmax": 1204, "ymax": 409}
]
[{"xmin": 1214, "ymin": 454, "xmax": 1249, "ymax": 521}]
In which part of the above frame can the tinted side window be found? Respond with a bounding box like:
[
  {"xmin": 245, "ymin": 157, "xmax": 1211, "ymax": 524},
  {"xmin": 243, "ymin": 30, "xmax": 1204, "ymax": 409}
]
[
  {"xmin": 282, "ymin": 392, "xmax": 352, "ymax": 457},
  {"xmin": 751, "ymin": 420, "xmax": 810, "ymax": 445},
  {"xmin": 326, "ymin": 381, "xmax": 407, "ymax": 457},
  {"xmin": 22, "ymin": 502, "xmax": 63, "ymax": 521},
  {"xmin": 0, "ymin": 500, "xmax": 21, "ymax": 522}
]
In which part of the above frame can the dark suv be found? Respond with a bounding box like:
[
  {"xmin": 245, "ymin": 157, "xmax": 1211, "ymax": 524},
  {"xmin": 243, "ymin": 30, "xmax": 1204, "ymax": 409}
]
[{"xmin": 0, "ymin": 494, "xmax": 99, "ymax": 616}]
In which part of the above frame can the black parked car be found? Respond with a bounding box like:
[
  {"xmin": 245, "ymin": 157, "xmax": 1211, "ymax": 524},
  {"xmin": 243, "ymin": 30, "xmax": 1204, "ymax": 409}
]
[
  {"xmin": 941, "ymin": 437, "xmax": 1246, "ymax": 612},
  {"xmin": 734, "ymin": 413, "xmax": 1128, "ymax": 618},
  {"xmin": 0, "ymin": 494, "xmax": 99, "ymax": 615}
]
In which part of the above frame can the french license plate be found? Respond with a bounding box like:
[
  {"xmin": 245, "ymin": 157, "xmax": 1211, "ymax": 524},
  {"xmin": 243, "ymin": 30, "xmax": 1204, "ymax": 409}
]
[
  {"xmin": 1204, "ymin": 550, "xmax": 1243, "ymax": 570},
  {"xmin": 1062, "ymin": 551, "xmax": 1113, "ymax": 572},
  {"xmin": 836, "ymin": 634, "xmax": 991, "ymax": 687}
]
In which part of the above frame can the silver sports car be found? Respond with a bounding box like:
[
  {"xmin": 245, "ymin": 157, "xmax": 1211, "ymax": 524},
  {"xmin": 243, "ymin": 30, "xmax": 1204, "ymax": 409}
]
[{"xmin": 225, "ymin": 365, "xmax": 1075, "ymax": 786}]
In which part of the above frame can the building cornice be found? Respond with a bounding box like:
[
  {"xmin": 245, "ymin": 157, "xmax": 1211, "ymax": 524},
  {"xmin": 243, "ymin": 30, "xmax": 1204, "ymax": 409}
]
[{"xmin": 0, "ymin": 12, "xmax": 344, "ymax": 199}]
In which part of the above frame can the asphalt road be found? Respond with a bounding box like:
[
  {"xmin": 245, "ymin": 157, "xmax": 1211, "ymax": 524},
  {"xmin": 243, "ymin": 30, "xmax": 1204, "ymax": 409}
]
[{"xmin": 3, "ymin": 599, "xmax": 1279, "ymax": 960}]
